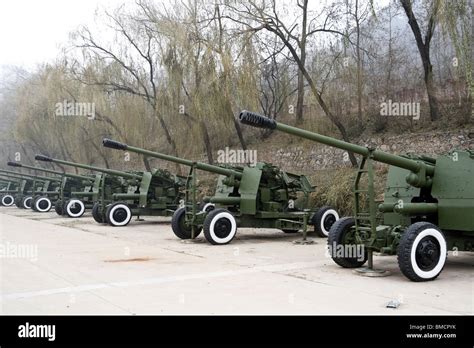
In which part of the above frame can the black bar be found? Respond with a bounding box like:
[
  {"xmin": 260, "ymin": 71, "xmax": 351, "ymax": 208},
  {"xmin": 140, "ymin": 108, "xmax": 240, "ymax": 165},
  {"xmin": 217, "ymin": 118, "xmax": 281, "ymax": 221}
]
[{"xmin": 0, "ymin": 315, "xmax": 471, "ymax": 346}]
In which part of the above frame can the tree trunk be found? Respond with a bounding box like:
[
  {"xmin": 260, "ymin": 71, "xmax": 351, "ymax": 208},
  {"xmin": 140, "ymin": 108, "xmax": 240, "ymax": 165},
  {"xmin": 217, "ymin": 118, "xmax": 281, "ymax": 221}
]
[
  {"xmin": 89, "ymin": 138, "xmax": 110, "ymax": 168},
  {"xmin": 296, "ymin": 70, "xmax": 305, "ymax": 123},
  {"xmin": 142, "ymin": 157, "xmax": 152, "ymax": 172},
  {"xmin": 200, "ymin": 120, "xmax": 214, "ymax": 164},
  {"xmin": 314, "ymin": 89, "xmax": 358, "ymax": 166},
  {"xmin": 355, "ymin": 0, "xmax": 363, "ymax": 128},
  {"xmin": 154, "ymin": 107, "xmax": 181, "ymax": 174},
  {"xmin": 400, "ymin": 0, "xmax": 440, "ymax": 121},
  {"xmin": 295, "ymin": 0, "xmax": 308, "ymax": 124},
  {"xmin": 424, "ymin": 61, "xmax": 440, "ymax": 121},
  {"xmin": 233, "ymin": 117, "xmax": 247, "ymax": 151},
  {"xmin": 269, "ymin": 27, "xmax": 358, "ymax": 166}
]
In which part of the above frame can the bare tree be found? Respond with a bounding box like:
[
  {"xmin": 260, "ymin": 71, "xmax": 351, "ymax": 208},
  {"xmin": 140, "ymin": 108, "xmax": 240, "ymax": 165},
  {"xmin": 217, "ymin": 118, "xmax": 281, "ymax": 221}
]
[
  {"xmin": 220, "ymin": 0, "xmax": 358, "ymax": 165},
  {"xmin": 348, "ymin": 0, "xmax": 372, "ymax": 128},
  {"xmin": 72, "ymin": 8, "xmax": 179, "ymax": 171},
  {"xmin": 400, "ymin": 0, "xmax": 441, "ymax": 121}
]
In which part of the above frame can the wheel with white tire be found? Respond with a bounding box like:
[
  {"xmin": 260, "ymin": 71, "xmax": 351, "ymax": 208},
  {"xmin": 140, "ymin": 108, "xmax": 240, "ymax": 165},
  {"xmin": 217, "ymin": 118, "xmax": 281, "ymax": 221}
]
[
  {"xmin": 312, "ymin": 206, "xmax": 339, "ymax": 237},
  {"xmin": 106, "ymin": 203, "xmax": 132, "ymax": 227},
  {"xmin": 21, "ymin": 196, "xmax": 33, "ymax": 209},
  {"xmin": 171, "ymin": 207, "xmax": 202, "ymax": 239},
  {"xmin": 200, "ymin": 202, "xmax": 215, "ymax": 213},
  {"xmin": 34, "ymin": 197, "xmax": 52, "ymax": 212},
  {"xmin": 203, "ymin": 208, "xmax": 237, "ymax": 245},
  {"xmin": 65, "ymin": 199, "xmax": 86, "ymax": 218},
  {"xmin": 397, "ymin": 222, "xmax": 447, "ymax": 282},
  {"xmin": 1, "ymin": 194, "xmax": 15, "ymax": 207}
]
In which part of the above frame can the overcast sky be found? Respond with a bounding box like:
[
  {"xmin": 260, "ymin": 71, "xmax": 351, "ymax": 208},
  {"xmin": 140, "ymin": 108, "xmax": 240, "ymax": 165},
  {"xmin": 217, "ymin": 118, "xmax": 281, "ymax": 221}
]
[
  {"xmin": 0, "ymin": 0, "xmax": 391, "ymax": 71},
  {"xmin": 0, "ymin": 0, "xmax": 118, "ymax": 69}
]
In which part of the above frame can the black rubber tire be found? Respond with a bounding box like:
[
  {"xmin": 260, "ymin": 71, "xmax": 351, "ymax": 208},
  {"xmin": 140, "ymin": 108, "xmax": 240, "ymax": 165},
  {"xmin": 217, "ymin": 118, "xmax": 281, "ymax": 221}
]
[
  {"xmin": 31, "ymin": 196, "xmax": 41, "ymax": 211},
  {"xmin": 312, "ymin": 206, "xmax": 339, "ymax": 237},
  {"xmin": 171, "ymin": 207, "xmax": 202, "ymax": 239},
  {"xmin": 21, "ymin": 196, "xmax": 33, "ymax": 209},
  {"xmin": 397, "ymin": 222, "xmax": 447, "ymax": 282},
  {"xmin": 92, "ymin": 202, "xmax": 104, "ymax": 223},
  {"xmin": 64, "ymin": 199, "xmax": 85, "ymax": 218},
  {"xmin": 199, "ymin": 202, "xmax": 215, "ymax": 213},
  {"xmin": 103, "ymin": 204, "xmax": 111, "ymax": 224},
  {"xmin": 203, "ymin": 208, "xmax": 237, "ymax": 245},
  {"xmin": 54, "ymin": 199, "xmax": 63, "ymax": 215},
  {"xmin": 105, "ymin": 202, "xmax": 132, "ymax": 227},
  {"xmin": 62, "ymin": 200, "xmax": 69, "ymax": 214},
  {"xmin": 1, "ymin": 194, "xmax": 15, "ymax": 207},
  {"xmin": 15, "ymin": 196, "xmax": 23, "ymax": 208},
  {"xmin": 34, "ymin": 197, "xmax": 52, "ymax": 213},
  {"xmin": 327, "ymin": 217, "xmax": 368, "ymax": 268}
]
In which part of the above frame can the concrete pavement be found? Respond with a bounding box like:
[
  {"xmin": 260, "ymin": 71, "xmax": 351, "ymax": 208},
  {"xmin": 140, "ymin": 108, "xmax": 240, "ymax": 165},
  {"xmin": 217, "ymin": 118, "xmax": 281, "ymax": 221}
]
[{"xmin": 0, "ymin": 207, "xmax": 472, "ymax": 314}]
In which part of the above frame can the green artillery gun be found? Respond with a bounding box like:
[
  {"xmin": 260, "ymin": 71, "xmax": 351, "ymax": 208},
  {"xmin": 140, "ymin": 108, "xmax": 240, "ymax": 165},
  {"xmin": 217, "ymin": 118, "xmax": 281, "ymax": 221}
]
[
  {"xmin": 7, "ymin": 162, "xmax": 61, "ymax": 212},
  {"xmin": 102, "ymin": 138, "xmax": 339, "ymax": 245},
  {"xmin": 0, "ymin": 179, "xmax": 12, "ymax": 190},
  {"xmin": 0, "ymin": 169, "xmax": 60, "ymax": 209},
  {"xmin": 239, "ymin": 110, "xmax": 474, "ymax": 281},
  {"xmin": 34, "ymin": 155, "xmax": 121, "ymax": 218},
  {"xmin": 35, "ymin": 154, "xmax": 185, "ymax": 226},
  {"xmin": 0, "ymin": 177, "xmax": 19, "ymax": 193},
  {"xmin": 6, "ymin": 161, "xmax": 93, "ymax": 213},
  {"xmin": 0, "ymin": 176, "xmax": 22, "ymax": 206}
]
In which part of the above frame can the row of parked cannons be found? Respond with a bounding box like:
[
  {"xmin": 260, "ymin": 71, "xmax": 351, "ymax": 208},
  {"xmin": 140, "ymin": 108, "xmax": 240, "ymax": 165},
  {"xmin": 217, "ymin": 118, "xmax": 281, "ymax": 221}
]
[{"xmin": 1, "ymin": 111, "xmax": 473, "ymax": 282}]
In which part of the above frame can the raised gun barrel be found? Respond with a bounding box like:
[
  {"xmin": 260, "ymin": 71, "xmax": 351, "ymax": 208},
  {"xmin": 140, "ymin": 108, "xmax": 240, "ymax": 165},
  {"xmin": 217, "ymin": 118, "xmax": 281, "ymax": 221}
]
[
  {"xmin": 0, "ymin": 168, "xmax": 62, "ymax": 182},
  {"xmin": 103, "ymin": 138, "xmax": 243, "ymax": 179},
  {"xmin": 7, "ymin": 162, "xmax": 92, "ymax": 181},
  {"xmin": 35, "ymin": 155, "xmax": 142, "ymax": 180},
  {"xmin": 0, "ymin": 175, "xmax": 22, "ymax": 192},
  {"xmin": 239, "ymin": 110, "xmax": 435, "ymax": 187},
  {"xmin": 0, "ymin": 175, "xmax": 22, "ymax": 186}
]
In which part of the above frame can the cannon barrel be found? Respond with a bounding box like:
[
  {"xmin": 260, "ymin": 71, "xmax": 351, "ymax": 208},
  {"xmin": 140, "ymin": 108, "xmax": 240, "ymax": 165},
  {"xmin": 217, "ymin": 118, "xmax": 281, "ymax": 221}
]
[
  {"xmin": 35, "ymin": 155, "xmax": 142, "ymax": 180},
  {"xmin": 7, "ymin": 162, "xmax": 91, "ymax": 181},
  {"xmin": 379, "ymin": 202, "xmax": 438, "ymax": 215},
  {"xmin": 0, "ymin": 175, "xmax": 21, "ymax": 183},
  {"xmin": 0, "ymin": 169, "xmax": 62, "ymax": 182},
  {"xmin": 239, "ymin": 111, "xmax": 435, "ymax": 181},
  {"xmin": 103, "ymin": 138, "xmax": 243, "ymax": 179}
]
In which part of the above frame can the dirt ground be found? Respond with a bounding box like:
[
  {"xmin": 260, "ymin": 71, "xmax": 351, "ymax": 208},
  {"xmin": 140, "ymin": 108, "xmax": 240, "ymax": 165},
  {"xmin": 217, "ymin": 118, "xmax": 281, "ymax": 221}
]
[{"xmin": 0, "ymin": 207, "xmax": 472, "ymax": 315}]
